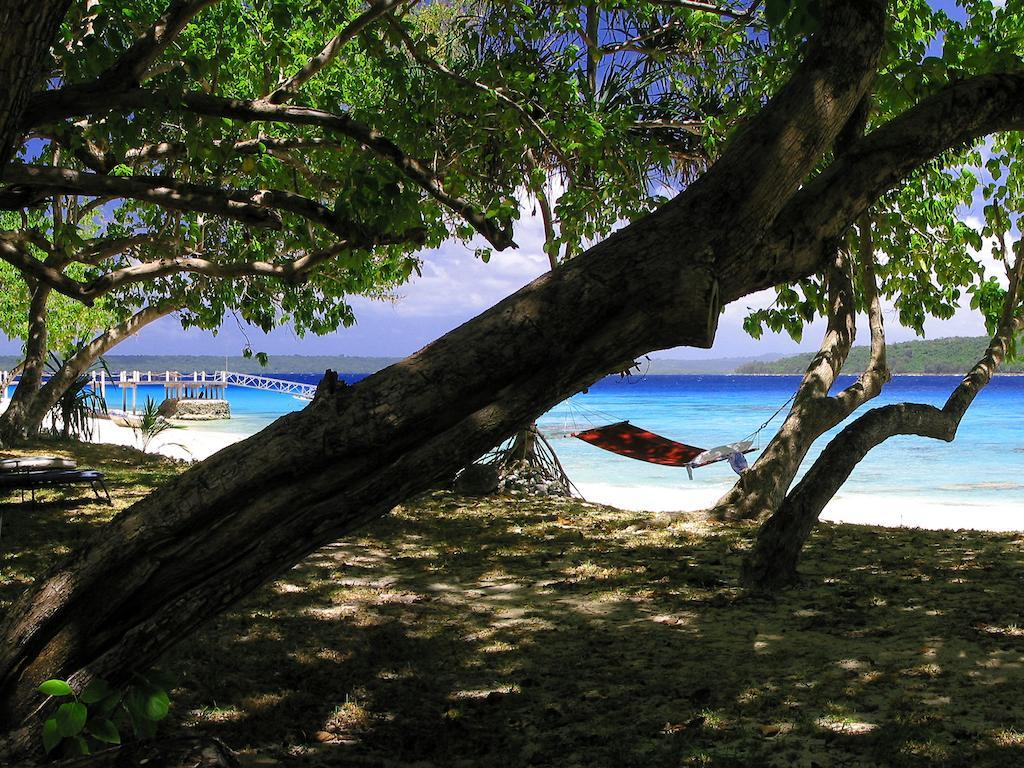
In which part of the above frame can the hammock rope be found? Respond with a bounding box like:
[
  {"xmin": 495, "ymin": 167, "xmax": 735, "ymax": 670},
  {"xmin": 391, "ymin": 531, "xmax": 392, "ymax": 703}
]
[
  {"xmin": 563, "ymin": 389, "xmax": 798, "ymax": 475},
  {"xmin": 742, "ymin": 391, "xmax": 797, "ymax": 447}
]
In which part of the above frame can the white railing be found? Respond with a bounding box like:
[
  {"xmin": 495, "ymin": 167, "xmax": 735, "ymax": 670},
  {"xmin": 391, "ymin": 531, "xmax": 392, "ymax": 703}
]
[
  {"xmin": 221, "ymin": 371, "xmax": 316, "ymax": 399},
  {"xmin": 8, "ymin": 369, "xmax": 317, "ymax": 401}
]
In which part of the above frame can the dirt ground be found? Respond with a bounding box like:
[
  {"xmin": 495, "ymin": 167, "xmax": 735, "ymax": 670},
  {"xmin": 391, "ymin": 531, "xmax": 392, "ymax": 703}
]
[{"xmin": 3, "ymin": 442, "xmax": 1024, "ymax": 767}]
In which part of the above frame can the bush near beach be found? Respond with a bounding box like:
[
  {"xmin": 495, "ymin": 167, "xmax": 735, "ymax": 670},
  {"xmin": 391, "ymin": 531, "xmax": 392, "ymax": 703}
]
[{"xmin": 4, "ymin": 441, "xmax": 1024, "ymax": 767}]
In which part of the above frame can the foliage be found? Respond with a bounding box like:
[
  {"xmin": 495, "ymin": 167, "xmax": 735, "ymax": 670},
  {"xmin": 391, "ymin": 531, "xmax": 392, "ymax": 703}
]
[
  {"xmin": 737, "ymin": 335, "xmax": 1024, "ymax": 375},
  {"xmin": 0, "ymin": 0, "xmax": 784, "ymax": 393},
  {"xmin": 743, "ymin": 0, "xmax": 1024, "ymax": 346},
  {"xmin": 38, "ymin": 673, "xmax": 172, "ymax": 758},
  {"xmin": 44, "ymin": 352, "xmax": 109, "ymax": 441},
  {"xmin": 130, "ymin": 397, "xmax": 173, "ymax": 454}
]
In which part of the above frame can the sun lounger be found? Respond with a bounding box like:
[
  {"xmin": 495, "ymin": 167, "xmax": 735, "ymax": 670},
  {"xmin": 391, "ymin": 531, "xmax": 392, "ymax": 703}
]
[
  {"xmin": 0, "ymin": 460, "xmax": 112, "ymax": 543},
  {"xmin": 0, "ymin": 467, "xmax": 110, "ymax": 502},
  {"xmin": 0, "ymin": 456, "xmax": 76, "ymax": 471}
]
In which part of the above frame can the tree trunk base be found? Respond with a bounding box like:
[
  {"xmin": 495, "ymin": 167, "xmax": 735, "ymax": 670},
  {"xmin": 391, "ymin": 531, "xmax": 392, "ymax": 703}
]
[
  {"xmin": 479, "ymin": 424, "xmax": 575, "ymax": 498},
  {"xmin": 740, "ymin": 550, "xmax": 801, "ymax": 592}
]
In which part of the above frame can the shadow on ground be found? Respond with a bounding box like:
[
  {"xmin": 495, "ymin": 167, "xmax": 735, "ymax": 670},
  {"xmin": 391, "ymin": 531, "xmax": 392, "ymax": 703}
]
[{"xmin": 4, "ymin": 441, "xmax": 1024, "ymax": 767}]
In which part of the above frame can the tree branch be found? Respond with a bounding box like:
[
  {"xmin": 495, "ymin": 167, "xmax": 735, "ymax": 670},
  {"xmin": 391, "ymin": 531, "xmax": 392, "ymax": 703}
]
[
  {"xmin": 742, "ymin": 246, "xmax": 1024, "ymax": 589},
  {"xmin": 76, "ymin": 234, "xmax": 166, "ymax": 265},
  {"xmin": 0, "ymin": 164, "xmax": 283, "ymax": 230},
  {"xmin": 262, "ymin": 0, "xmax": 406, "ymax": 105},
  {"xmin": 645, "ymin": 0, "xmax": 759, "ymax": 21},
  {"xmin": 1, "ymin": 224, "xmax": 423, "ymax": 304},
  {"xmin": 125, "ymin": 136, "xmax": 346, "ymax": 163},
  {"xmin": 744, "ymin": 73, "xmax": 1024, "ymax": 299},
  {"xmin": 23, "ymin": 90, "xmax": 514, "ymax": 249},
  {"xmin": 829, "ymin": 213, "xmax": 890, "ymax": 414},
  {"xmin": 73, "ymin": 0, "xmax": 220, "ymax": 93},
  {"xmin": 0, "ymin": 164, "xmax": 405, "ymax": 239},
  {"xmin": 79, "ymin": 242, "xmax": 353, "ymax": 299}
]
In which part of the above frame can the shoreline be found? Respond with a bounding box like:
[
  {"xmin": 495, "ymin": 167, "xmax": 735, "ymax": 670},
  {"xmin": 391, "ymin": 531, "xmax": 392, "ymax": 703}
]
[
  {"xmin": 87, "ymin": 417, "xmax": 1024, "ymax": 534},
  {"xmin": 574, "ymin": 481, "xmax": 1024, "ymax": 533}
]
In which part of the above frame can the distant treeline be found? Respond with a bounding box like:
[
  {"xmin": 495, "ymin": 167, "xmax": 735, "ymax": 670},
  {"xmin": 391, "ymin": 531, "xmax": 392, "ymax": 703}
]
[
  {"xmin": 0, "ymin": 353, "xmax": 786, "ymax": 375},
  {"xmin": 0, "ymin": 354, "xmax": 402, "ymax": 375},
  {"xmin": 736, "ymin": 336, "xmax": 1024, "ymax": 375},
  {"xmin": 2, "ymin": 340, "xmax": 1004, "ymax": 376},
  {"xmin": 643, "ymin": 354, "xmax": 785, "ymax": 374}
]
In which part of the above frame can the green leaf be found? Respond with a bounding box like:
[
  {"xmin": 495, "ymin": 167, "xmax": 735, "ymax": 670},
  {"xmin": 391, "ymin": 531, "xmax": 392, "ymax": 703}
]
[
  {"xmin": 42, "ymin": 718, "xmax": 62, "ymax": 754},
  {"xmin": 143, "ymin": 688, "xmax": 170, "ymax": 721},
  {"xmin": 55, "ymin": 701, "xmax": 88, "ymax": 737},
  {"xmin": 72, "ymin": 735, "xmax": 90, "ymax": 755},
  {"xmin": 38, "ymin": 679, "xmax": 73, "ymax": 697},
  {"xmin": 88, "ymin": 718, "xmax": 121, "ymax": 745},
  {"xmin": 80, "ymin": 678, "xmax": 112, "ymax": 704}
]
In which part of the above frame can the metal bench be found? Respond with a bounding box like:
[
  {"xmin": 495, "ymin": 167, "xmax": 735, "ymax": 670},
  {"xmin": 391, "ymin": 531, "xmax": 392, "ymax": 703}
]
[
  {"xmin": 0, "ymin": 463, "xmax": 112, "ymax": 542},
  {"xmin": 0, "ymin": 468, "xmax": 112, "ymax": 505}
]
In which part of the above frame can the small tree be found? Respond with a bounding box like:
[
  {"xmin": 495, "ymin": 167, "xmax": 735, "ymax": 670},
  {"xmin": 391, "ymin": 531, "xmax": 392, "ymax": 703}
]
[
  {"xmin": 45, "ymin": 351, "xmax": 109, "ymax": 442},
  {"xmin": 131, "ymin": 397, "xmax": 174, "ymax": 454}
]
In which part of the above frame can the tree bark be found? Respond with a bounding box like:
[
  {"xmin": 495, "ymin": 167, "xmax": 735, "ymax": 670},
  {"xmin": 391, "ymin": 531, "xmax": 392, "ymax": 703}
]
[
  {"xmin": 742, "ymin": 253, "xmax": 1024, "ymax": 590},
  {"xmin": 0, "ymin": 283, "xmax": 53, "ymax": 443},
  {"xmin": 713, "ymin": 215, "xmax": 889, "ymax": 520},
  {"xmin": 0, "ymin": 2, "xmax": 889, "ymax": 750},
  {"xmin": 0, "ymin": 0, "xmax": 72, "ymax": 169}
]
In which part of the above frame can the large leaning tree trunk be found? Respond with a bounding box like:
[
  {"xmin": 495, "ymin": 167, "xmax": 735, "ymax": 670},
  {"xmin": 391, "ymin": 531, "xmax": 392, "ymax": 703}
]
[
  {"xmin": 485, "ymin": 159, "xmax": 567, "ymax": 486},
  {"xmin": 742, "ymin": 243, "xmax": 1024, "ymax": 590},
  {"xmin": 0, "ymin": 300, "xmax": 179, "ymax": 443},
  {"xmin": 713, "ymin": 213, "xmax": 890, "ymax": 520},
  {"xmin": 0, "ymin": 0, "xmax": 889, "ymax": 751}
]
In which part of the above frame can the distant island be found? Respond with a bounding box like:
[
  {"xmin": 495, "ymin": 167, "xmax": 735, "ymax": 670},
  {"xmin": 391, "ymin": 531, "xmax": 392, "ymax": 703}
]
[
  {"xmin": 736, "ymin": 336, "xmax": 1023, "ymax": 375},
  {"xmin": 0, "ymin": 337, "xmax": 1012, "ymax": 376},
  {"xmin": 0, "ymin": 352, "xmax": 785, "ymax": 376}
]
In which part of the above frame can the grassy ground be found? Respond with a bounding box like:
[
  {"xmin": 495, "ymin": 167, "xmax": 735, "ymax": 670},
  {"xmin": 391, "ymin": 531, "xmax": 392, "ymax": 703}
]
[{"xmin": 3, "ymin": 442, "xmax": 1024, "ymax": 767}]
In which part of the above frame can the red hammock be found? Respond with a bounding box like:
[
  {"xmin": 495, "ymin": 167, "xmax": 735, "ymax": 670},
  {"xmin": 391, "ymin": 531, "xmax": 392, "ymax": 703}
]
[{"xmin": 573, "ymin": 421, "xmax": 705, "ymax": 467}]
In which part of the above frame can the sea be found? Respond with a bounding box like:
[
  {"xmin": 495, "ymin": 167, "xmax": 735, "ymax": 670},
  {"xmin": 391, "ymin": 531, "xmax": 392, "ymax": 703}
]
[{"xmin": 82, "ymin": 373, "xmax": 1024, "ymax": 520}]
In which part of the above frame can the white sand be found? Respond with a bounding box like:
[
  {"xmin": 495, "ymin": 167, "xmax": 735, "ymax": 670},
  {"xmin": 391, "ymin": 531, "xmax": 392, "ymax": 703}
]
[
  {"xmin": 575, "ymin": 481, "xmax": 1024, "ymax": 533},
  {"xmin": 89, "ymin": 417, "xmax": 245, "ymax": 462}
]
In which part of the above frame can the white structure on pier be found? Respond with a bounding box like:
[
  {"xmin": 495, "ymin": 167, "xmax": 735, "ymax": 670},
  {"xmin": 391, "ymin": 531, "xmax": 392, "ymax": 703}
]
[{"xmin": 81, "ymin": 369, "xmax": 316, "ymax": 413}]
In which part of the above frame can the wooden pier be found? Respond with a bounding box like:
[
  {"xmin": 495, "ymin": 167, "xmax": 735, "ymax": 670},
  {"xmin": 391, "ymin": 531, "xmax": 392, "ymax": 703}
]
[{"xmin": 2, "ymin": 370, "xmax": 316, "ymax": 414}]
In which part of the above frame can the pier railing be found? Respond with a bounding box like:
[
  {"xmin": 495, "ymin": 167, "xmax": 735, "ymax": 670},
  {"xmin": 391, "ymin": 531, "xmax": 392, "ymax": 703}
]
[{"xmin": 1, "ymin": 369, "xmax": 317, "ymax": 410}]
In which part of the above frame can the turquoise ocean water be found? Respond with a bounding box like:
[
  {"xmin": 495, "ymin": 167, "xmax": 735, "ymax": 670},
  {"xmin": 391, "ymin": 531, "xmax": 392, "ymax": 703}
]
[{"xmin": 75, "ymin": 373, "xmax": 1024, "ymax": 508}]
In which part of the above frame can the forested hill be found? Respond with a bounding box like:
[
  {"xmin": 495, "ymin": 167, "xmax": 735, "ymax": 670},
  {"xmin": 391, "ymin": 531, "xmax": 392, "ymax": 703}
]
[
  {"xmin": 0, "ymin": 340, "xmax": 1012, "ymax": 375},
  {"xmin": 736, "ymin": 336, "xmax": 1024, "ymax": 375}
]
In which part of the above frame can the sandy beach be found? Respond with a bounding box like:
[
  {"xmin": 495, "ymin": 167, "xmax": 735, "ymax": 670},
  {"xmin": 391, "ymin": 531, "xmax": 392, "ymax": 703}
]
[
  {"xmin": 88, "ymin": 416, "xmax": 246, "ymax": 462},
  {"xmin": 574, "ymin": 481, "xmax": 1024, "ymax": 532},
  {"xmin": 95, "ymin": 415, "xmax": 1023, "ymax": 533}
]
